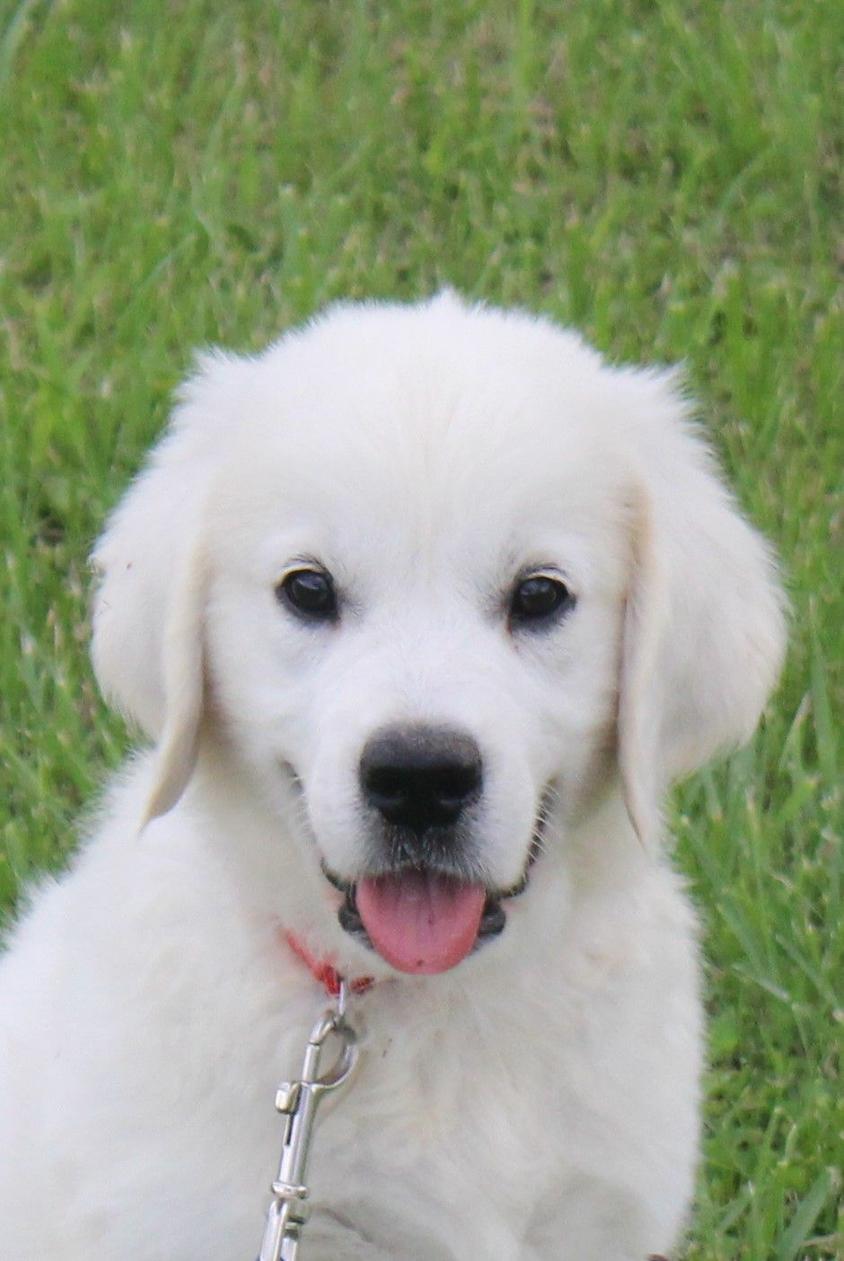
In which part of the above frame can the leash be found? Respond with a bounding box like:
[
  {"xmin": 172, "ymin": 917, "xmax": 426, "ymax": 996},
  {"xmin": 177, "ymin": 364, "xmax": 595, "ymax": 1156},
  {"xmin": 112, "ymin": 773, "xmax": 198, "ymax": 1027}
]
[
  {"xmin": 254, "ymin": 929, "xmax": 375, "ymax": 1258},
  {"xmin": 256, "ymin": 964, "xmax": 364, "ymax": 1261}
]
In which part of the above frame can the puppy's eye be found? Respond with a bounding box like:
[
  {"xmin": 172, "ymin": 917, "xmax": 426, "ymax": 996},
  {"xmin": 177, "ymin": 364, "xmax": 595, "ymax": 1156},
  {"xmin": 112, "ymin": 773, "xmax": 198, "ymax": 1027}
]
[
  {"xmin": 510, "ymin": 575, "xmax": 575, "ymax": 628},
  {"xmin": 277, "ymin": 569, "xmax": 337, "ymax": 621}
]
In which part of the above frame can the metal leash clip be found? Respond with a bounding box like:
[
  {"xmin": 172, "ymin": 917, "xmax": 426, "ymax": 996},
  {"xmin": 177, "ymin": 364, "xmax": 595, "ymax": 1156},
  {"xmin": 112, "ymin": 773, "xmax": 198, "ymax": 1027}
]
[{"xmin": 257, "ymin": 980, "xmax": 359, "ymax": 1261}]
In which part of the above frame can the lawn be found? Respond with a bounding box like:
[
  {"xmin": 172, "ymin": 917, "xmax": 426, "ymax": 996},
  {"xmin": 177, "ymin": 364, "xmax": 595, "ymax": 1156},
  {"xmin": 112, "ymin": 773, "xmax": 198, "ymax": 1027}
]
[{"xmin": 0, "ymin": 0, "xmax": 841, "ymax": 1255}]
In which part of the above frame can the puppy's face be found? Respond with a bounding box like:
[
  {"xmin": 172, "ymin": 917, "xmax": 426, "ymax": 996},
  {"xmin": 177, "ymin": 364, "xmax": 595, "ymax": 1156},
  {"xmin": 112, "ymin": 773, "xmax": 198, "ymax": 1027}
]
[
  {"xmin": 203, "ymin": 369, "xmax": 630, "ymax": 972},
  {"xmin": 92, "ymin": 296, "xmax": 785, "ymax": 977}
]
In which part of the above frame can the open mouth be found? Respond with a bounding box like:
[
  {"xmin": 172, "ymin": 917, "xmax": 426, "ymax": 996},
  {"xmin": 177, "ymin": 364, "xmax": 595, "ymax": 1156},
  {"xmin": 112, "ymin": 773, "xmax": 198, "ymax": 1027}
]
[
  {"xmin": 334, "ymin": 872, "xmax": 505, "ymax": 974},
  {"xmin": 325, "ymin": 818, "xmax": 544, "ymax": 976}
]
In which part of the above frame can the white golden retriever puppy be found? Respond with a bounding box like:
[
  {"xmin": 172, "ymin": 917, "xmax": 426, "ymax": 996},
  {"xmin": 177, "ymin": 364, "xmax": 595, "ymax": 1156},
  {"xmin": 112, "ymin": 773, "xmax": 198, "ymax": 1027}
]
[{"xmin": 0, "ymin": 294, "xmax": 785, "ymax": 1260}]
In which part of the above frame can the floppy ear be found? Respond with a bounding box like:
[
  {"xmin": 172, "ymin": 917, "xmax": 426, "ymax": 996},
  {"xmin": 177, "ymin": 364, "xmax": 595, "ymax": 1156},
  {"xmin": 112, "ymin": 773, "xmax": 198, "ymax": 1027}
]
[
  {"xmin": 91, "ymin": 350, "xmax": 248, "ymax": 822},
  {"xmin": 616, "ymin": 371, "xmax": 787, "ymax": 846},
  {"xmin": 138, "ymin": 530, "xmax": 208, "ymax": 823}
]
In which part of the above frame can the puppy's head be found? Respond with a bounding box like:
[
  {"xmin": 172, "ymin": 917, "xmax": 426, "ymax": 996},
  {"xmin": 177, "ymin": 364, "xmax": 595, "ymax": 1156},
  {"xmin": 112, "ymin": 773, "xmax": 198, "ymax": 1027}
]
[{"xmin": 92, "ymin": 294, "xmax": 785, "ymax": 974}]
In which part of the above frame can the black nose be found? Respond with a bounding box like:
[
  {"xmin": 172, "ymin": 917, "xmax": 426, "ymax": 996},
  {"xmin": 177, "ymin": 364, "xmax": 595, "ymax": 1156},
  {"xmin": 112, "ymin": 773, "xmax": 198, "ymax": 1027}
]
[{"xmin": 360, "ymin": 725, "xmax": 482, "ymax": 833}]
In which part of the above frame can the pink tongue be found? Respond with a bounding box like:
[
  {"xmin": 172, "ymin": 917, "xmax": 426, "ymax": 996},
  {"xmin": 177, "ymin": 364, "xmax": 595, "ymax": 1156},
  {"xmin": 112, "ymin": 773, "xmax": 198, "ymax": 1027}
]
[{"xmin": 356, "ymin": 872, "xmax": 486, "ymax": 974}]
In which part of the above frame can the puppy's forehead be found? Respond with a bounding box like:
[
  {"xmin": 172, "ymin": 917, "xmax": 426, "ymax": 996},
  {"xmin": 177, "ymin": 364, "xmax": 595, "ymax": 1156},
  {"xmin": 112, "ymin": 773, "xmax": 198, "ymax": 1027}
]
[{"xmin": 207, "ymin": 299, "xmax": 633, "ymax": 576}]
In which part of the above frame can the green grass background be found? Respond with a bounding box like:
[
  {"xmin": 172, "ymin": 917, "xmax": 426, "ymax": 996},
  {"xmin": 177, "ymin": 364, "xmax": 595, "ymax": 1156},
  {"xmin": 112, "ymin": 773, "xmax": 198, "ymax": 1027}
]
[{"xmin": 1, "ymin": 0, "xmax": 841, "ymax": 1255}]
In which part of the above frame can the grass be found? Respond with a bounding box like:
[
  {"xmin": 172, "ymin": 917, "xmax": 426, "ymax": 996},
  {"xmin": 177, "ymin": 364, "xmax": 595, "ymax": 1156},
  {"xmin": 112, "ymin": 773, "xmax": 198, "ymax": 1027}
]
[{"xmin": 0, "ymin": 0, "xmax": 841, "ymax": 1255}]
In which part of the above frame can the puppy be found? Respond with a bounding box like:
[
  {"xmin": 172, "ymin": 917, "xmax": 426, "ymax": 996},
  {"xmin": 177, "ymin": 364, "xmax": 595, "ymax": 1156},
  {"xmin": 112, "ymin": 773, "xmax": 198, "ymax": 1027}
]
[{"xmin": 0, "ymin": 294, "xmax": 785, "ymax": 1259}]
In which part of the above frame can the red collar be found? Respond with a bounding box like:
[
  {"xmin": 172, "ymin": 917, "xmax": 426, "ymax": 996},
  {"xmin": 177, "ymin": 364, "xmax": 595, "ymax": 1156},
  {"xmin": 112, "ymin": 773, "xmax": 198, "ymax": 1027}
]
[{"xmin": 283, "ymin": 930, "xmax": 375, "ymax": 998}]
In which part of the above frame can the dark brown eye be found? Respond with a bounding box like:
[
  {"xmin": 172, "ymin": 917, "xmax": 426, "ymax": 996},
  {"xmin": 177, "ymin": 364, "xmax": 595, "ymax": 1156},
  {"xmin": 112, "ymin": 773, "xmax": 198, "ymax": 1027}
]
[
  {"xmin": 510, "ymin": 575, "xmax": 575, "ymax": 628},
  {"xmin": 277, "ymin": 569, "xmax": 337, "ymax": 621}
]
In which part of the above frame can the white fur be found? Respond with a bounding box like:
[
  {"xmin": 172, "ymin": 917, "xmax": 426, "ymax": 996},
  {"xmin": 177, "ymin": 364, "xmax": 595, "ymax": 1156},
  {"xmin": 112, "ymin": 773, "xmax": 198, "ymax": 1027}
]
[{"xmin": 0, "ymin": 294, "xmax": 785, "ymax": 1259}]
